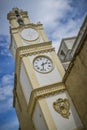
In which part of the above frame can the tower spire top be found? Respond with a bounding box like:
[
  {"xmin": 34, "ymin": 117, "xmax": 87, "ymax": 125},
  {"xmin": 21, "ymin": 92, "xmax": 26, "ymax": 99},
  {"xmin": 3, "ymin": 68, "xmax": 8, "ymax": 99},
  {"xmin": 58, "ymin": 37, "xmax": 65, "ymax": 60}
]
[{"xmin": 7, "ymin": 8, "xmax": 30, "ymax": 27}]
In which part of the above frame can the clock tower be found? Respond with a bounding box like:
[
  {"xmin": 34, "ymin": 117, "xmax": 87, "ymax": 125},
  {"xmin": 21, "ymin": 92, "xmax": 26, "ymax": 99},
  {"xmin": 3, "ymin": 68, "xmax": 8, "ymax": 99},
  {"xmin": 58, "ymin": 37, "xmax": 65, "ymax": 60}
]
[{"xmin": 7, "ymin": 8, "xmax": 84, "ymax": 130}]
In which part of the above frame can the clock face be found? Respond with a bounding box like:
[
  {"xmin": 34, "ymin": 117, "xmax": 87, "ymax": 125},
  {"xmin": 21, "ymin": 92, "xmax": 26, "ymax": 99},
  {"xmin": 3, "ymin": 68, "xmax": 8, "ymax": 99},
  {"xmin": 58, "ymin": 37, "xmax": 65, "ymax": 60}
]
[
  {"xmin": 21, "ymin": 28, "xmax": 38, "ymax": 41},
  {"xmin": 33, "ymin": 56, "xmax": 53, "ymax": 73}
]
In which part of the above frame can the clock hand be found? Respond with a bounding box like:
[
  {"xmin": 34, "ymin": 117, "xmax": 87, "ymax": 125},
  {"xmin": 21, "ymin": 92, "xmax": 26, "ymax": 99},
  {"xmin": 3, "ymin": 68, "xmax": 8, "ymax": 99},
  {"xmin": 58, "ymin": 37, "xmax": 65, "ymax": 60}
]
[{"xmin": 41, "ymin": 62, "xmax": 45, "ymax": 70}]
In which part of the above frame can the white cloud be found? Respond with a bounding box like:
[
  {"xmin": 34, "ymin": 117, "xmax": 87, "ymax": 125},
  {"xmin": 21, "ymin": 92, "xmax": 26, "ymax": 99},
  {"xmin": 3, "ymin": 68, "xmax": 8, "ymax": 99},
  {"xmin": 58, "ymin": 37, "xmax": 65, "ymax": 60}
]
[
  {"xmin": 0, "ymin": 97, "xmax": 13, "ymax": 113},
  {"xmin": 52, "ymin": 18, "xmax": 82, "ymax": 40},
  {"xmin": 0, "ymin": 0, "xmax": 86, "ymax": 53},
  {"xmin": 0, "ymin": 85, "xmax": 13, "ymax": 101},
  {"xmin": 0, "ymin": 35, "xmax": 9, "ymax": 46},
  {"xmin": 28, "ymin": 0, "xmax": 85, "ymax": 53},
  {"xmin": 31, "ymin": 0, "xmax": 72, "ymax": 28},
  {"xmin": 0, "ymin": 35, "xmax": 11, "ymax": 56},
  {"xmin": 0, "ymin": 48, "xmax": 12, "ymax": 57},
  {"xmin": 0, "ymin": 73, "xmax": 14, "ymax": 112},
  {"xmin": 1, "ymin": 73, "xmax": 14, "ymax": 85}
]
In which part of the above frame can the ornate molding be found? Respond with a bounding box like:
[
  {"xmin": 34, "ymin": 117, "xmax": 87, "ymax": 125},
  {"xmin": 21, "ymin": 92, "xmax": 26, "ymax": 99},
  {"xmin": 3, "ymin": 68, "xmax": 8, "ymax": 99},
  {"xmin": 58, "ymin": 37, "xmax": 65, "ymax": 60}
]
[
  {"xmin": 10, "ymin": 23, "xmax": 43, "ymax": 32},
  {"xmin": 28, "ymin": 82, "xmax": 66, "ymax": 118},
  {"xmin": 19, "ymin": 46, "xmax": 54, "ymax": 57},
  {"xmin": 53, "ymin": 98, "xmax": 70, "ymax": 119},
  {"xmin": 17, "ymin": 41, "xmax": 53, "ymax": 54}
]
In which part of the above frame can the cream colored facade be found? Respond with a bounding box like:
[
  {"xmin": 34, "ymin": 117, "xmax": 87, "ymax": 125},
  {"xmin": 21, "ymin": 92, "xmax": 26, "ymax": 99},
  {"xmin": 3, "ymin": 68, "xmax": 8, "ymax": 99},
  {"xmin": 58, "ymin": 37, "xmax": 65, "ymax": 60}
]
[{"xmin": 7, "ymin": 8, "xmax": 84, "ymax": 130}]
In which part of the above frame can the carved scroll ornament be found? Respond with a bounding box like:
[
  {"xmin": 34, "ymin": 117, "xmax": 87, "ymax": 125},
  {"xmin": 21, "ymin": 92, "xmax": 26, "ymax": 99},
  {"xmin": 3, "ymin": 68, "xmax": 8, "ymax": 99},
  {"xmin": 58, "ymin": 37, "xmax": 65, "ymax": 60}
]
[{"xmin": 53, "ymin": 98, "xmax": 70, "ymax": 119}]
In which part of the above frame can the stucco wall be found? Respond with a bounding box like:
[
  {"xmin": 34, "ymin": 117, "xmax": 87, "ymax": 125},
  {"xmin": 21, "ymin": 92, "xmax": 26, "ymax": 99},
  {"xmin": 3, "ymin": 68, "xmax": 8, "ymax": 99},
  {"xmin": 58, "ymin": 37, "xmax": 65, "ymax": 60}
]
[{"xmin": 65, "ymin": 37, "xmax": 87, "ymax": 129}]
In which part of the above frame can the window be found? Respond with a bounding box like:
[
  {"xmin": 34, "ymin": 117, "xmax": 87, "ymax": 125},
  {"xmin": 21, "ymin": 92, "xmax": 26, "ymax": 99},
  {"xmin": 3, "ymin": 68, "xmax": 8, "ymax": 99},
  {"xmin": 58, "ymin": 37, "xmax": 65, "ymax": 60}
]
[
  {"xmin": 17, "ymin": 18, "xmax": 24, "ymax": 25},
  {"xmin": 15, "ymin": 10, "xmax": 20, "ymax": 18},
  {"xmin": 60, "ymin": 50, "xmax": 65, "ymax": 56},
  {"xmin": 15, "ymin": 10, "xmax": 24, "ymax": 25}
]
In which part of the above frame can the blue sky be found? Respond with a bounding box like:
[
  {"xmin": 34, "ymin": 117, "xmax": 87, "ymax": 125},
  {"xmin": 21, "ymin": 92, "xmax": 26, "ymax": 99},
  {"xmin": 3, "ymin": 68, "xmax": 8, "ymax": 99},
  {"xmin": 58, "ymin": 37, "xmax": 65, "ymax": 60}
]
[{"xmin": 0, "ymin": 0, "xmax": 87, "ymax": 130}]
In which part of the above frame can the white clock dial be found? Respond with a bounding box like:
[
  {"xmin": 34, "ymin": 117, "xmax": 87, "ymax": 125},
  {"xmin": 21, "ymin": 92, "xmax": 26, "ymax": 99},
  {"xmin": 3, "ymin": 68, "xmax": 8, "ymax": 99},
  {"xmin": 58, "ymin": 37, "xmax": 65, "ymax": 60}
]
[
  {"xmin": 21, "ymin": 28, "xmax": 38, "ymax": 41},
  {"xmin": 33, "ymin": 56, "xmax": 53, "ymax": 73}
]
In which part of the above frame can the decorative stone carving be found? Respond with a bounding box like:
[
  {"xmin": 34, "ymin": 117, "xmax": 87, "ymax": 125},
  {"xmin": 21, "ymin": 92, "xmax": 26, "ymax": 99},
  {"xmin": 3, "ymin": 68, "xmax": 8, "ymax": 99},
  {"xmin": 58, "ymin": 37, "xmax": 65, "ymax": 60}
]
[{"xmin": 53, "ymin": 98, "xmax": 70, "ymax": 119}]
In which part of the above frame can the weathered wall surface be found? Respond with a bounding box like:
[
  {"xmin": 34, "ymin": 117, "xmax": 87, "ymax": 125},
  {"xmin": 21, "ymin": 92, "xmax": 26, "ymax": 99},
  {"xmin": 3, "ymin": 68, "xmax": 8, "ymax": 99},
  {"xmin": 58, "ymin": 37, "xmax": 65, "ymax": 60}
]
[{"xmin": 64, "ymin": 37, "xmax": 87, "ymax": 129}]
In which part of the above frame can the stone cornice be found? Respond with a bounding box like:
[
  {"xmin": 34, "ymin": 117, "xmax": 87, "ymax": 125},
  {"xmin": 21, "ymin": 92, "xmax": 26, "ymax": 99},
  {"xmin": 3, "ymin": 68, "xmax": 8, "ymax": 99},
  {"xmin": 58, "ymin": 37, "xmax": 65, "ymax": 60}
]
[
  {"xmin": 10, "ymin": 23, "xmax": 43, "ymax": 32},
  {"xmin": 17, "ymin": 41, "xmax": 54, "ymax": 56},
  {"xmin": 28, "ymin": 82, "xmax": 66, "ymax": 118}
]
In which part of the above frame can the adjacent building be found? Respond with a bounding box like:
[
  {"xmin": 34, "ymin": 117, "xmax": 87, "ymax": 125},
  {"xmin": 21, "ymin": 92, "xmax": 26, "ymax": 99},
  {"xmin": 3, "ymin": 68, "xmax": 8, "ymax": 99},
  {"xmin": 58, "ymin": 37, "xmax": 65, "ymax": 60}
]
[
  {"xmin": 58, "ymin": 37, "xmax": 76, "ymax": 70},
  {"xmin": 63, "ymin": 15, "xmax": 87, "ymax": 129}
]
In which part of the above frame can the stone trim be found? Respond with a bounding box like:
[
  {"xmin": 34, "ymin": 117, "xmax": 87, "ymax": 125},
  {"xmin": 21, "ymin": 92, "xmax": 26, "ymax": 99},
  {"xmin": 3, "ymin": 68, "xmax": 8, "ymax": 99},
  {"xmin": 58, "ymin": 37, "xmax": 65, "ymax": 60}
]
[
  {"xmin": 28, "ymin": 82, "xmax": 66, "ymax": 118},
  {"xmin": 10, "ymin": 23, "xmax": 43, "ymax": 31}
]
